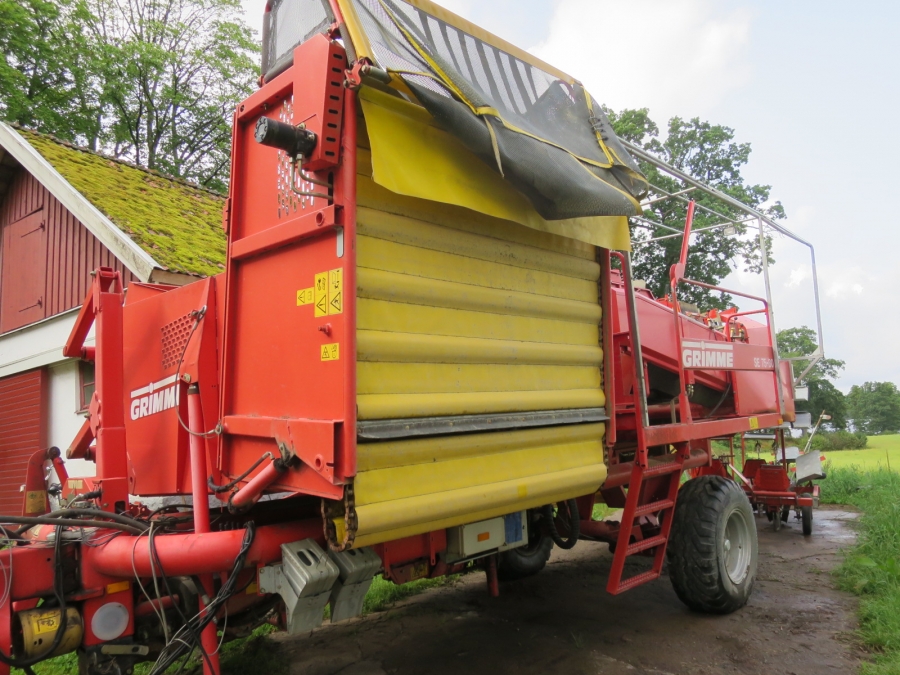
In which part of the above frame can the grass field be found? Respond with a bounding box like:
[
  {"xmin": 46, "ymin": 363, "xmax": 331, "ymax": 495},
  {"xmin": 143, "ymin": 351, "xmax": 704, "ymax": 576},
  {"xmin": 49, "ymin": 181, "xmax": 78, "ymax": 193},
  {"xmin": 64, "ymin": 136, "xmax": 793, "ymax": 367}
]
[
  {"xmin": 819, "ymin": 465, "xmax": 900, "ymax": 674},
  {"xmin": 822, "ymin": 434, "xmax": 900, "ymax": 472}
]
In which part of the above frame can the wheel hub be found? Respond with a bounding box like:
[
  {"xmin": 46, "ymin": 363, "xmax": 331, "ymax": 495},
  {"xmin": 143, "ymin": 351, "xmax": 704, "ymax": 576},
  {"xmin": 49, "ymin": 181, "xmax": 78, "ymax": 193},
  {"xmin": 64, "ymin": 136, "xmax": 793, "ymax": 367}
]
[{"xmin": 723, "ymin": 508, "xmax": 752, "ymax": 585}]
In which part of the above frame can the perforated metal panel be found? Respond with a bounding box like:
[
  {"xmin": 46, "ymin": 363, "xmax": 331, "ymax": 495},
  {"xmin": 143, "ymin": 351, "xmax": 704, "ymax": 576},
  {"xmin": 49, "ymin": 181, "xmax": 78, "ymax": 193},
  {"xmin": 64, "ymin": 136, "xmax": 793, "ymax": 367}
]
[{"xmin": 263, "ymin": 0, "xmax": 334, "ymax": 77}]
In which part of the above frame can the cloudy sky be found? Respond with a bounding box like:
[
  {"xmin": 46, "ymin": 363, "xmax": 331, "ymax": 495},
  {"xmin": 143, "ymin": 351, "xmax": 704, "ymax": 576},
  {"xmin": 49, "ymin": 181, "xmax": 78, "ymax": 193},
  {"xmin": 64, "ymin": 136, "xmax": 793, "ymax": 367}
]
[{"xmin": 242, "ymin": 1, "xmax": 899, "ymax": 392}]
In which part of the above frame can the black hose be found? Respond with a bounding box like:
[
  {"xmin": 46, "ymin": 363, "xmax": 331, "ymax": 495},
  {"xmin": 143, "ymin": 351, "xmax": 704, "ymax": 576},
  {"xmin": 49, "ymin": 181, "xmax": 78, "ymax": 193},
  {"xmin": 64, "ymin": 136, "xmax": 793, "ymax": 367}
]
[
  {"xmin": 3, "ymin": 516, "xmax": 146, "ymax": 536},
  {"xmin": 543, "ymin": 499, "xmax": 580, "ymax": 550},
  {"xmin": 0, "ymin": 526, "xmax": 69, "ymax": 668},
  {"xmin": 12, "ymin": 508, "xmax": 149, "ymax": 536},
  {"xmin": 208, "ymin": 452, "xmax": 273, "ymax": 493},
  {"xmin": 148, "ymin": 522, "xmax": 257, "ymax": 675}
]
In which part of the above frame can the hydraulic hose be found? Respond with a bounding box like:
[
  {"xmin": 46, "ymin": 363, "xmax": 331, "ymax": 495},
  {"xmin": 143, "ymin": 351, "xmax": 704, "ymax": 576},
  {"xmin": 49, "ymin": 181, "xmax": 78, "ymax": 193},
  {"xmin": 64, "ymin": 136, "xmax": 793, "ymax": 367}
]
[{"xmin": 543, "ymin": 499, "xmax": 580, "ymax": 550}]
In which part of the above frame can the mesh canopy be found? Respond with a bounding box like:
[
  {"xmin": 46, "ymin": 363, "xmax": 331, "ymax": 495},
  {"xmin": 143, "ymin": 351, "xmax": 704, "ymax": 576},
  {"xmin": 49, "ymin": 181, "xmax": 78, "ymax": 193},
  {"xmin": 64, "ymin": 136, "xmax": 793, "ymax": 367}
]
[
  {"xmin": 341, "ymin": 0, "xmax": 648, "ymax": 220},
  {"xmin": 263, "ymin": 0, "xmax": 334, "ymax": 77}
]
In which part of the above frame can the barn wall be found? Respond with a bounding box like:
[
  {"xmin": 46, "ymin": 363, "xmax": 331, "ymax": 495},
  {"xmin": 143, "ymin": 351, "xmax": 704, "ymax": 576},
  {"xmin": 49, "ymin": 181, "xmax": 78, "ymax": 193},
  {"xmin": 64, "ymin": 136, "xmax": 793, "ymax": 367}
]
[
  {"xmin": 0, "ymin": 168, "xmax": 137, "ymax": 333},
  {"xmin": 0, "ymin": 369, "xmax": 46, "ymax": 515}
]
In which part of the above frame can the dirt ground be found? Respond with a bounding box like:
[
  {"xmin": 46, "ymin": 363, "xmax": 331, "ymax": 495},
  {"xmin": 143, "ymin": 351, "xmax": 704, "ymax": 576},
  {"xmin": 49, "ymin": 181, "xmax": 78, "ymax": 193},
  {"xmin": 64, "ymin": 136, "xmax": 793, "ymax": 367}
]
[{"xmin": 272, "ymin": 506, "xmax": 861, "ymax": 675}]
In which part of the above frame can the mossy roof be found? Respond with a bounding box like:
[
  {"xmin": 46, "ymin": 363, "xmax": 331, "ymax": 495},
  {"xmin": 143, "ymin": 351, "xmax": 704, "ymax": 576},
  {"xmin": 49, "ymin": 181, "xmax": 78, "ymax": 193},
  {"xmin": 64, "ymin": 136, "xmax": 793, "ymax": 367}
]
[{"xmin": 19, "ymin": 129, "xmax": 226, "ymax": 277}]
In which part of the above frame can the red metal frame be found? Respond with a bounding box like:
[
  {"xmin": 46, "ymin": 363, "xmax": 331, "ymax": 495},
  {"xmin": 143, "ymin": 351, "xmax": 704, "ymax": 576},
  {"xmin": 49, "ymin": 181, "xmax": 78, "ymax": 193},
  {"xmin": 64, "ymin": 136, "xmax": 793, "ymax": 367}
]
[{"xmin": 62, "ymin": 268, "xmax": 128, "ymax": 511}]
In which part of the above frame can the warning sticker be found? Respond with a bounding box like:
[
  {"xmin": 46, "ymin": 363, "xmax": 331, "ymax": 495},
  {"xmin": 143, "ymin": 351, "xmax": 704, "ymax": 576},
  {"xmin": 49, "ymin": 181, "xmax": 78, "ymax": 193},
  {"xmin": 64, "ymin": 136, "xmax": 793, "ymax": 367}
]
[
  {"xmin": 296, "ymin": 287, "xmax": 314, "ymax": 306},
  {"xmin": 328, "ymin": 268, "xmax": 343, "ymax": 315},
  {"xmin": 24, "ymin": 490, "xmax": 46, "ymax": 515},
  {"xmin": 29, "ymin": 612, "xmax": 62, "ymax": 635},
  {"xmin": 314, "ymin": 272, "xmax": 328, "ymax": 317},
  {"xmin": 748, "ymin": 417, "xmax": 759, "ymax": 430},
  {"xmin": 321, "ymin": 343, "xmax": 340, "ymax": 361}
]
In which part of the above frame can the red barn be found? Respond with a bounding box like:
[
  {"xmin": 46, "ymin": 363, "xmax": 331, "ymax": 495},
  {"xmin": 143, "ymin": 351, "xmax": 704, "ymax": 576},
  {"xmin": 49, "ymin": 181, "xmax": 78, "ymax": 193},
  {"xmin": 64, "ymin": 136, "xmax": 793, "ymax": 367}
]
[{"xmin": 0, "ymin": 123, "xmax": 226, "ymax": 514}]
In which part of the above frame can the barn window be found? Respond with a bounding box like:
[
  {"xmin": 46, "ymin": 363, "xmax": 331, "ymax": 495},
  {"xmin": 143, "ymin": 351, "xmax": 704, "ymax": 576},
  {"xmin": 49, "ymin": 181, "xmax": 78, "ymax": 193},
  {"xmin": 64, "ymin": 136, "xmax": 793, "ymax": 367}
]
[{"xmin": 78, "ymin": 360, "xmax": 95, "ymax": 413}]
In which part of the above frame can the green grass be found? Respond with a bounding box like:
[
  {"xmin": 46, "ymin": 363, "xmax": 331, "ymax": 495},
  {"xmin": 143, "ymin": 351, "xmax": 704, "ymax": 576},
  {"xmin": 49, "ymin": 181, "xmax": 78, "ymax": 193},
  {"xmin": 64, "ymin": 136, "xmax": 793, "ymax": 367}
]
[
  {"xmin": 362, "ymin": 574, "xmax": 457, "ymax": 614},
  {"xmin": 16, "ymin": 574, "xmax": 455, "ymax": 675},
  {"xmin": 819, "ymin": 464, "xmax": 900, "ymax": 674},
  {"xmin": 823, "ymin": 434, "xmax": 900, "ymax": 472}
]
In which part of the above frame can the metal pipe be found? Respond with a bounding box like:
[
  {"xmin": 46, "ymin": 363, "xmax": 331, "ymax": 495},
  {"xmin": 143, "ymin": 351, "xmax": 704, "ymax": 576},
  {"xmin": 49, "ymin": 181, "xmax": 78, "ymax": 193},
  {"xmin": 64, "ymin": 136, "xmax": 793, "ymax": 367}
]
[
  {"xmin": 614, "ymin": 252, "xmax": 650, "ymax": 431},
  {"xmin": 188, "ymin": 385, "xmax": 211, "ymax": 535},
  {"xmin": 640, "ymin": 186, "xmax": 696, "ymax": 207},
  {"xmin": 677, "ymin": 200, "xmax": 696, "ymax": 268},
  {"xmin": 186, "ymin": 383, "xmax": 218, "ymax": 675},
  {"xmin": 758, "ymin": 218, "xmax": 786, "ymax": 416},
  {"xmin": 623, "ymin": 138, "xmax": 825, "ymax": 372},
  {"xmin": 637, "ymin": 217, "xmax": 755, "ymax": 244},
  {"xmin": 228, "ymin": 459, "xmax": 286, "ymax": 511},
  {"xmin": 87, "ymin": 521, "xmax": 322, "ymax": 578},
  {"xmin": 602, "ymin": 448, "xmax": 711, "ymax": 489}
]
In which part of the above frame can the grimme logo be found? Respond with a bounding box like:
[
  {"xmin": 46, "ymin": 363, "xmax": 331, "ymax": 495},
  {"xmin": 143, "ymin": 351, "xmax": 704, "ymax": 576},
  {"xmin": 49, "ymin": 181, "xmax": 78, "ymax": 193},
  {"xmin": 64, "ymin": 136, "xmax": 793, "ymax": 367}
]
[
  {"xmin": 130, "ymin": 375, "xmax": 179, "ymax": 420},
  {"xmin": 681, "ymin": 340, "xmax": 734, "ymax": 369}
]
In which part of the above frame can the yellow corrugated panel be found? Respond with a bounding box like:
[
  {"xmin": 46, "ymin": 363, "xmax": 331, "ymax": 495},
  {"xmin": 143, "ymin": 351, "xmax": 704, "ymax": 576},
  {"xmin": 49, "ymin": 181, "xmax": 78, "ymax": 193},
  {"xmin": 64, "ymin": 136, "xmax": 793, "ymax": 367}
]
[
  {"xmin": 358, "ymin": 331, "xmax": 601, "ymax": 365},
  {"xmin": 358, "ymin": 422, "xmax": 602, "ymax": 471},
  {"xmin": 359, "ymin": 207, "xmax": 600, "ymax": 281},
  {"xmin": 335, "ymin": 423, "xmax": 607, "ymax": 548},
  {"xmin": 357, "ymin": 299, "xmax": 599, "ymax": 345},
  {"xmin": 356, "ymin": 162, "xmax": 597, "ymax": 261},
  {"xmin": 356, "ymin": 436, "xmax": 602, "ymax": 505},
  {"xmin": 357, "ymin": 267, "xmax": 600, "ymax": 324},
  {"xmin": 344, "ymin": 146, "xmax": 607, "ymax": 547},
  {"xmin": 359, "ymin": 234, "xmax": 596, "ymax": 303},
  {"xmin": 357, "ymin": 389, "xmax": 604, "ymax": 419},
  {"xmin": 358, "ymin": 363, "xmax": 599, "ymax": 395}
]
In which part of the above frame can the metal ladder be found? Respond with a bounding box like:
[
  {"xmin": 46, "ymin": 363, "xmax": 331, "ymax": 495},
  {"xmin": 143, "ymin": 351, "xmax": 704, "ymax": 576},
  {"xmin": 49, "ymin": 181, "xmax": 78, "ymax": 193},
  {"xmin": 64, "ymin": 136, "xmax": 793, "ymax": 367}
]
[{"xmin": 606, "ymin": 443, "xmax": 688, "ymax": 594}]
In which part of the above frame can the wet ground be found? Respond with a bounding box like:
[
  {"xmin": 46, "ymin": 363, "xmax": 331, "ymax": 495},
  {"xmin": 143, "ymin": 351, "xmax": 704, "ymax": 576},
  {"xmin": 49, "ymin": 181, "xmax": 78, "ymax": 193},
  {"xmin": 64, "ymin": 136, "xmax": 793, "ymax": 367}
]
[{"xmin": 273, "ymin": 506, "xmax": 861, "ymax": 675}]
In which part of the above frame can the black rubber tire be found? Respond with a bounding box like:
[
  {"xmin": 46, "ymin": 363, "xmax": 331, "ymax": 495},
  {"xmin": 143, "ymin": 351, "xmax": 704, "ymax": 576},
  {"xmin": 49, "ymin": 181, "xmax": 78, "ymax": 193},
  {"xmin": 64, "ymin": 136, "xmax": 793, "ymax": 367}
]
[
  {"xmin": 667, "ymin": 476, "xmax": 758, "ymax": 614},
  {"xmin": 498, "ymin": 533, "xmax": 553, "ymax": 581},
  {"xmin": 801, "ymin": 505, "xmax": 813, "ymax": 536},
  {"xmin": 781, "ymin": 506, "xmax": 790, "ymax": 523}
]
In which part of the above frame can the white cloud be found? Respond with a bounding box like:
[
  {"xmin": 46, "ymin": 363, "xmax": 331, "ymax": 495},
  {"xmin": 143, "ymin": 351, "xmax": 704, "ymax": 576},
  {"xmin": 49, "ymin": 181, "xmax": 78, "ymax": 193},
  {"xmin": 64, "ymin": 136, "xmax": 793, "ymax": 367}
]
[
  {"xmin": 531, "ymin": 0, "xmax": 753, "ymax": 121},
  {"xmin": 826, "ymin": 280, "xmax": 864, "ymax": 299},
  {"xmin": 786, "ymin": 265, "xmax": 809, "ymax": 288}
]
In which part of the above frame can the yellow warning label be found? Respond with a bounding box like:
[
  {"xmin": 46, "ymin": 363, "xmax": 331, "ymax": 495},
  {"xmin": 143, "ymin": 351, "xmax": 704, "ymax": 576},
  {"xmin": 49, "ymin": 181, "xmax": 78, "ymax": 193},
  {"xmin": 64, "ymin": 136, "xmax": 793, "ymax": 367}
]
[
  {"xmin": 24, "ymin": 490, "xmax": 46, "ymax": 515},
  {"xmin": 321, "ymin": 343, "xmax": 340, "ymax": 361},
  {"xmin": 328, "ymin": 268, "xmax": 343, "ymax": 315},
  {"xmin": 748, "ymin": 417, "xmax": 759, "ymax": 430},
  {"xmin": 296, "ymin": 287, "xmax": 314, "ymax": 306},
  {"xmin": 314, "ymin": 272, "xmax": 328, "ymax": 317},
  {"xmin": 29, "ymin": 612, "xmax": 61, "ymax": 635}
]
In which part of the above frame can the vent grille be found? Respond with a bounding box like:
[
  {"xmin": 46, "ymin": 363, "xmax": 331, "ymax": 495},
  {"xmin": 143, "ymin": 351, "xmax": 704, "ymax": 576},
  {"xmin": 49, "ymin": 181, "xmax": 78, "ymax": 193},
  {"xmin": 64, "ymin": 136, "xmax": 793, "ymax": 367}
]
[{"xmin": 161, "ymin": 313, "xmax": 194, "ymax": 370}]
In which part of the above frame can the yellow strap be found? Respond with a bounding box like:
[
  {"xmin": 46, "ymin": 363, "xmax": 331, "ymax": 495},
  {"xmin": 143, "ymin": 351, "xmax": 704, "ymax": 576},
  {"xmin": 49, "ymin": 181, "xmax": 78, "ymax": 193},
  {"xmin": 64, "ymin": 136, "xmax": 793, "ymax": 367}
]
[{"xmin": 359, "ymin": 86, "xmax": 631, "ymax": 251}]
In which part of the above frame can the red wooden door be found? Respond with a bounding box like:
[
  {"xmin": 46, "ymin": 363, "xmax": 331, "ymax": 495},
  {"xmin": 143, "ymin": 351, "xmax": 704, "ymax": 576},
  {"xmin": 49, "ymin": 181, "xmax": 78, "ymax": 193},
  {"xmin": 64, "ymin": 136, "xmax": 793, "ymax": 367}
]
[
  {"xmin": 0, "ymin": 370, "xmax": 46, "ymax": 516},
  {"xmin": 0, "ymin": 209, "xmax": 47, "ymax": 333}
]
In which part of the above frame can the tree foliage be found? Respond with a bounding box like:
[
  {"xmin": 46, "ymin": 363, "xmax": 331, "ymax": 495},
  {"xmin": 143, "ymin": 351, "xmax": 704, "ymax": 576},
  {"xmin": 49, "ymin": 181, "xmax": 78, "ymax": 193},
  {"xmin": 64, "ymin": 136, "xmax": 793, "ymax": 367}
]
[
  {"xmin": 606, "ymin": 108, "xmax": 785, "ymax": 309},
  {"xmin": 776, "ymin": 325, "xmax": 847, "ymax": 429},
  {"xmin": 847, "ymin": 382, "xmax": 900, "ymax": 435},
  {"xmin": 0, "ymin": 0, "xmax": 258, "ymax": 191},
  {"xmin": 0, "ymin": 0, "xmax": 101, "ymax": 142}
]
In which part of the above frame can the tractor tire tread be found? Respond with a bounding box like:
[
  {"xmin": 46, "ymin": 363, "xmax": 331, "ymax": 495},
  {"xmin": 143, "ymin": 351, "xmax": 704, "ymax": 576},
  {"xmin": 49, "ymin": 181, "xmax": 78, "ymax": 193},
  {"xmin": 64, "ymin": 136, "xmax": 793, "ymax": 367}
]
[{"xmin": 667, "ymin": 476, "xmax": 758, "ymax": 615}]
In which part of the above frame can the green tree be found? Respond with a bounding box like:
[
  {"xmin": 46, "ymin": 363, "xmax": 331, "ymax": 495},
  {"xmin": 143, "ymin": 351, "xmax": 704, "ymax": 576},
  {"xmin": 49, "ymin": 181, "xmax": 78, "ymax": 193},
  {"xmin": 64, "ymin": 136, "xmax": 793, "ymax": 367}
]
[
  {"xmin": 847, "ymin": 382, "xmax": 900, "ymax": 435},
  {"xmin": 606, "ymin": 108, "xmax": 785, "ymax": 309},
  {"xmin": 78, "ymin": 0, "xmax": 258, "ymax": 190},
  {"xmin": 776, "ymin": 325, "xmax": 847, "ymax": 429},
  {"xmin": 0, "ymin": 0, "xmax": 102, "ymax": 143},
  {"xmin": 0, "ymin": 0, "xmax": 258, "ymax": 191}
]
